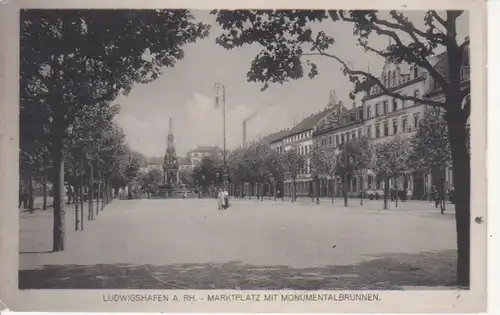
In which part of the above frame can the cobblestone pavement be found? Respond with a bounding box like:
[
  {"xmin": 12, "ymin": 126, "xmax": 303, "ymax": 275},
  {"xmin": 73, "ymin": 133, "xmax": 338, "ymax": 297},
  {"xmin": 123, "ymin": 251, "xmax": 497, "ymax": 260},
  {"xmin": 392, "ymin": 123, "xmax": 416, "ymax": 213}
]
[{"xmin": 19, "ymin": 198, "xmax": 458, "ymax": 289}]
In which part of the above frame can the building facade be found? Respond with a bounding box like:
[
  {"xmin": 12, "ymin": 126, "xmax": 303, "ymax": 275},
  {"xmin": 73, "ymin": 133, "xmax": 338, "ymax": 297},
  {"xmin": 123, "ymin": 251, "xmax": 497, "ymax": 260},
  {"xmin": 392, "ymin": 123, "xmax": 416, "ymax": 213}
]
[
  {"xmin": 187, "ymin": 146, "xmax": 223, "ymax": 169},
  {"xmin": 265, "ymin": 47, "xmax": 470, "ymax": 200},
  {"xmin": 276, "ymin": 108, "xmax": 335, "ymax": 197},
  {"xmin": 312, "ymin": 101, "xmax": 364, "ymax": 197}
]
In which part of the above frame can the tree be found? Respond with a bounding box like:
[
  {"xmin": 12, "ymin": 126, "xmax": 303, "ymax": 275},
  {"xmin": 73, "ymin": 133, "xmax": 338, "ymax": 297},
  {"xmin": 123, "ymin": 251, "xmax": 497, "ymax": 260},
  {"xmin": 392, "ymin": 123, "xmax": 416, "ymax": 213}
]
[
  {"xmin": 336, "ymin": 140, "xmax": 361, "ymax": 207},
  {"xmin": 408, "ymin": 107, "xmax": 452, "ymax": 213},
  {"xmin": 309, "ymin": 145, "xmax": 326, "ymax": 204},
  {"xmin": 140, "ymin": 169, "xmax": 163, "ymax": 198},
  {"xmin": 213, "ymin": 10, "xmax": 471, "ymax": 286},
  {"xmin": 21, "ymin": 10, "xmax": 210, "ymax": 251},
  {"xmin": 282, "ymin": 147, "xmax": 306, "ymax": 202},
  {"xmin": 373, "ymin": 136, "xmax": 410, "ymax": 210},
  {"xmin": 192, "ymin": 155, "xmax": 223, "ymax": 194},
  {"xmin": 263, "ymin": 147, "xmax": 286, "ymax": 201}
]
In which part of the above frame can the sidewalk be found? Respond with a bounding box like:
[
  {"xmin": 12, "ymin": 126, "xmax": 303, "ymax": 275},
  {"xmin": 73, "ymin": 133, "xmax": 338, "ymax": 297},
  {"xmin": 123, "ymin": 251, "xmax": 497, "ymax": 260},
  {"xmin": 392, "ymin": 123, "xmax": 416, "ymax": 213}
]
[
  {"xmin": 230, "ymin": 196, "xmax": 455, "ymax": 213},
  {"xmin": 19, "ymin": 198, "xmax": 112, "ymax": 259}
]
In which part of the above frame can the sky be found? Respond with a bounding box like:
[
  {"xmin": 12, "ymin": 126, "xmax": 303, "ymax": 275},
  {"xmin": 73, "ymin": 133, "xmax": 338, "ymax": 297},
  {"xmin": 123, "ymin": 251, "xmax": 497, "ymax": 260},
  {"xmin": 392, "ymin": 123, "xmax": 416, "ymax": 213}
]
[{"xmin": 114, "ymin": 10, "xmax": 469, "ymax": 158}]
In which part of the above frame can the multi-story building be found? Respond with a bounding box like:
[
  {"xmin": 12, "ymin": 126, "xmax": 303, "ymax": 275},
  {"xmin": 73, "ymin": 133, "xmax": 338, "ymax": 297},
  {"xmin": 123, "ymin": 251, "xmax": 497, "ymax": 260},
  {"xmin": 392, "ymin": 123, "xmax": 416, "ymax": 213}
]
[
  {"xmin": 312, "ymin": 101, "xmax": 364, "ymax": 197},
  {"xmin": 360, "ymin": 61, "xmax": 429, "ymax": 198},
  {"xmin": 178, "ymin": 157, "xmax": 192, "ymax": 172},
  {"xmin": 187, "ymin": 146, "xmax": 223, "ymax": 168},
  {"xmin": 274, "ymin": 108, "xmax": 334, "ymax": 197},
  {"xmin": 260, "ymin": 45, "xmax": 470, "ymax": 201}
]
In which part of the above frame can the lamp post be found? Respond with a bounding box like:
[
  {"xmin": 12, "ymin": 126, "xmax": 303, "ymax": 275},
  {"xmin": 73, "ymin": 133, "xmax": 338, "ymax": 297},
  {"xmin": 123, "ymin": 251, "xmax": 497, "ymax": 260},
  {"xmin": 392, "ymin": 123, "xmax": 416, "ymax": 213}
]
[{"xmin": 214, "ymin": 83, "xmax": 228, "ymax": 189}]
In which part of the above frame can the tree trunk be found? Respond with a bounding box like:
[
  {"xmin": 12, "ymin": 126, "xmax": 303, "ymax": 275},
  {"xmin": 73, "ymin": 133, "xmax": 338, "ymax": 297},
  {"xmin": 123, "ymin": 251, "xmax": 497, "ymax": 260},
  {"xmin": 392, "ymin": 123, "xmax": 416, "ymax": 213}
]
[
  {"xmin": 309, "ymin": 178, "xmax": 316, "ymax": 202},
  {"xmin": 316, "ymin": 177, "xmax": 320, "ymax": 205},
  {"xmin": 383, "ymin": 176, "xmax": 389, "ymax": 210},
  {"xmin": 360, "ymin": 173, "xmax": 364, "ymax": 206},
  {"xmin": 445, "ymin": 109, "xmax": 470, "ymax": 287},
  {"xmin": 96, "ymin": 170, "xmax": 101, "ymax": 215},
  {"xmin": 88, "ymin": 162, "xmax": 94, "ymax": 221},
  {"xmin": 273, "ymin": 180, "xmax": 277, "ymax": 202},
  {"xmin": 42, "ymin": 165, "xmax": 48, "ymax": 210},
  {"xmin": 28, "ymin": 173, "xmax": 34, "ymax": 212},
  {"xmin": 441, "ymin": 168, "xmax": 446, "ymax": 213},
  {"xmin": 343, "ymin": 175, "xmax": 348, "ymax": 207},
  {"xmin": 395, "ymin": 178, "xmax": 399, "ymax": 208},
  {"xmin": 79, "ymin": 164, "xmax": 84, "ymax": 231},
  {"xmin": 292, "ymin": 179, "xmax": 297, "ymax": 202},
  {"xmin": 73, "ymin": 165, "xmax": 80, "ymax": 232},
  {"xmin": 280, "ymin": 179, "xmax": 284, "ymax": 201},
  {"xmin": 51, "ymin": 142, "xmax": 65, "ymax": 252},
  {"xmin": 331, "ymin": 177, "xmax": 335, "ymax": 204}
]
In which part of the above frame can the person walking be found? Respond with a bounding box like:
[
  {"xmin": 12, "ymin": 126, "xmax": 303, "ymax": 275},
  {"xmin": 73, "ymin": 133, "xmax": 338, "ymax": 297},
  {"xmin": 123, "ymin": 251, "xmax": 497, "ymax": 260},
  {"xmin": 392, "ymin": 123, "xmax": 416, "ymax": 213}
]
[
  {"xmin": 433, "ymin": 186, "xmax": 441, "ymax": 209},
  {"xmin": 429, "ymin": 185, "xmax": 435, "ymax": 203},
  {"xmin": 217, "ymin": 189, "xmax": 224, "ymax": 210}
]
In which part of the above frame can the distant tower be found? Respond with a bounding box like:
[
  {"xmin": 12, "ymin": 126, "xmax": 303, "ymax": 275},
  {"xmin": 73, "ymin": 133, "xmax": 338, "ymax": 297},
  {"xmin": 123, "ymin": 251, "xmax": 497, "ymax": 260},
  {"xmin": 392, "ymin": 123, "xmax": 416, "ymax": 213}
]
[{"xmin": 163, "ymin": 117, "xmax": 179, "ymax": 185}]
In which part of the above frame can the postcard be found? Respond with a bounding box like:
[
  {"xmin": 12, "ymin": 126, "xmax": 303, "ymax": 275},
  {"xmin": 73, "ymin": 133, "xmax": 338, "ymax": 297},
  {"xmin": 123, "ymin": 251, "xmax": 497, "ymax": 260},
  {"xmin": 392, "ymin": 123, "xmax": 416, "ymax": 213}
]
[{"xmin": 0, "ymin": 0, "xmax": 487, "ymax": 312}]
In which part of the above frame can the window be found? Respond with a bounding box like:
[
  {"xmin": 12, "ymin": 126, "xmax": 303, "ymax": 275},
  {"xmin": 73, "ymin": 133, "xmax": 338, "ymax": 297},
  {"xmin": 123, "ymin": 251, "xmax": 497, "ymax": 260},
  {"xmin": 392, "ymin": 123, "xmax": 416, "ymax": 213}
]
[
  {"xmin": 352, "ymin": 131, "xmax": 356, "ymax": 139},
  {"xmin": 329, "ymin": 136, "xmax": 332, "ymax": 146},
  {"xmin": 392, "ymin": 119, "xmax": 398, "ymax": 134},
  {"xmin": 346, "ymin": 133, "xmax": 350, "ymax": 142},
  {"xmin": 309, "ymin": 144, "xmax": 312, "ymax": 152},
  {"xmin": 383, "ymin": 121, "xmax": 389, "ymax": 136},
  {"xmin": 414, "ymin": 114, "xmax": 420, "ymax": 129},
  {"xmin": 392, "ymin": 71, "xmax": 396, "ymax": 86},
  {"xmin": 367, "ymin": 106, "xmax": 372, "ymax": 119},
  {"xmin": 392, "ymin": 98, "xmax": 398, "ymax": 112},
  {"xmin": 375, "ymin": 124, "xmax": 380, "ymax": 138},
  {"xmin": 341, "ymin": 134, "xmax": 345, "ymax": 144},
  {"xmin": 414, "ymin": 66, "xmax": 419, "ymax": 78},
  {"xmin": 358, "ymin": 128, "xmax": 362, "ymax": 138},
  {"xmin": 388, "ymin": 71, "xmax": 392, "ymax": 86},
  {"xmin": 335, "ymin": 135, "xmax": 339, "ymax": 146},
  {"xmin": 367, "ymin": 126, "xmax": 372, "ymax": 139},
  {"xmin": 375, "ymin": 103, "xmax": 380, "ymax": 116},
  {"xmin": 383, "ymin": 101, "xmax": 388, "ymax": 114},
  {"xmin": 402, "ymin": 117, "xmax": 408, "ymax": 132}
]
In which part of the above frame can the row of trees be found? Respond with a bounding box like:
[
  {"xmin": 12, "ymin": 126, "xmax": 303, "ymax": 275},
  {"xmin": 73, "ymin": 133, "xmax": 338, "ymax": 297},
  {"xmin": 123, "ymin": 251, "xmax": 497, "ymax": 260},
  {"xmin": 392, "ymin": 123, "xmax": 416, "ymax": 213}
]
[
  {"xmin": 20, "ymin": 97, "xmax": 143, "ymax": 226},
  {"xmin": 20, "ymin": 10, "xmax": 210, "ymax": 252},
  {"xmin": 189, "ymin": 107, "xmax": 451, "ymax": 209}
]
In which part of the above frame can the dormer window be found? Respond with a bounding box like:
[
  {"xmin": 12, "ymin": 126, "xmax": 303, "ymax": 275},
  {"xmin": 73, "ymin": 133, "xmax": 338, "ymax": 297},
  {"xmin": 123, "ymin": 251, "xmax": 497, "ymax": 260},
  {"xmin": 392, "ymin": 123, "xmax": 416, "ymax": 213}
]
[
  {"xmin": 392, "ymin": 71, "xmax": 396, "ymax": 87},
  {"xmin": 414, "ymin": 66, "xmax": 419, "ymax": 78}
]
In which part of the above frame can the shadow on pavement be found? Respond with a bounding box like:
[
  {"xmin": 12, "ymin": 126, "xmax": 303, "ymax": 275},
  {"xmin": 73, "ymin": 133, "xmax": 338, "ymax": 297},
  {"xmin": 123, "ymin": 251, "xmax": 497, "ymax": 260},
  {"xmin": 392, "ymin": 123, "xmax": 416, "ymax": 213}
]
[{"xmin": 19, "ymin": 249, "xmax": 463, "ymax": 290}]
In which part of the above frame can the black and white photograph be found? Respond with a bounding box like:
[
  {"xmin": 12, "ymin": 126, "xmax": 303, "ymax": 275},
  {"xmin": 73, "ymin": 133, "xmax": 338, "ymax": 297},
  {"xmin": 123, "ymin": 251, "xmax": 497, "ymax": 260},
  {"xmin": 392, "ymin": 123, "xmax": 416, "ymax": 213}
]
[{"xmin": 0, "ymin": 1, "xmax": 488, "ymax": 312}]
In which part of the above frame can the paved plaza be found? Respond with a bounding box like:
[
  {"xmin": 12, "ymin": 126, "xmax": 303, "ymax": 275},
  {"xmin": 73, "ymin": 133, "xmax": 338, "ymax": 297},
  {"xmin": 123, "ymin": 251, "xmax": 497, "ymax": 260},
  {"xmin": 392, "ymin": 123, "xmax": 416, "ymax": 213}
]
[{"xmin": 19, "ymin": 198, "xmax": 458, "ymax": 290}]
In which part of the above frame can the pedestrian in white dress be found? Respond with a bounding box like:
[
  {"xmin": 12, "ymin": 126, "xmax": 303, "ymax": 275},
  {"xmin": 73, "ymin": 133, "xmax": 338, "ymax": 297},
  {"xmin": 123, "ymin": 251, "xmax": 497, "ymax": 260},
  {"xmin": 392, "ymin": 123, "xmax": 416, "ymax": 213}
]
[{"xmin": 217, "ymin": 190, "xmax": 224, "ymax": 210}]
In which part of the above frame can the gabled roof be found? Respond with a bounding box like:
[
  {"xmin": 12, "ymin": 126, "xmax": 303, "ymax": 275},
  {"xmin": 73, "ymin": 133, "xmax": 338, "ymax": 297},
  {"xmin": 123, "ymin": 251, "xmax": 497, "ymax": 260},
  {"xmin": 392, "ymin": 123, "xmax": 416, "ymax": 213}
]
[
  {"xmin": 263, "ymin": 129, "xmax": 290, "ymax": 144},
  {"xmin": 287, "ymin": 108, "xmax": 333, "ymax": 136}
]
